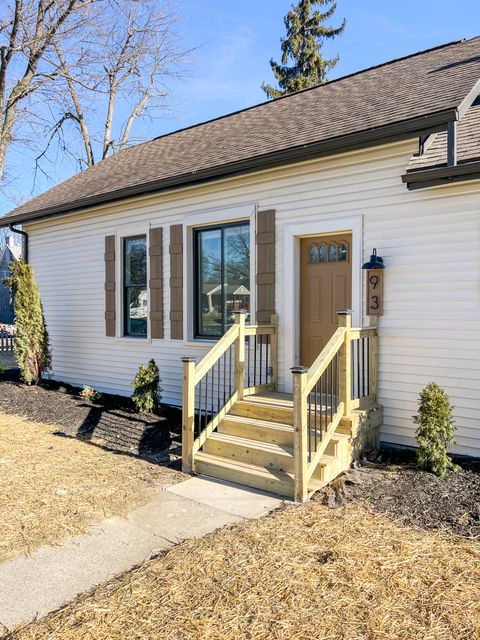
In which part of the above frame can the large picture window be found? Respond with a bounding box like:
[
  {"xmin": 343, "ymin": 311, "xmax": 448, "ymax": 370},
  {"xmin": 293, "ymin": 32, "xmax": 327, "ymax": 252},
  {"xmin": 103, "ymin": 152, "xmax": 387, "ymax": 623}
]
[
  {"xmin": 123, "ymin": 235, "xmax": 147, "ymax": 337},
  {"xmin": 194, "ymin": 221, "xmax": 250, "ymax": 338}
]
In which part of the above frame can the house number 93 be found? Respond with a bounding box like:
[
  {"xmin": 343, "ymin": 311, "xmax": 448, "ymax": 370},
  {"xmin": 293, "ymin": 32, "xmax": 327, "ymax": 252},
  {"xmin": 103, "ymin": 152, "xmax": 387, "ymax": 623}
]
[{"xmin": 367, "ymin": 271, "xmax": 383, "ymax": 316}]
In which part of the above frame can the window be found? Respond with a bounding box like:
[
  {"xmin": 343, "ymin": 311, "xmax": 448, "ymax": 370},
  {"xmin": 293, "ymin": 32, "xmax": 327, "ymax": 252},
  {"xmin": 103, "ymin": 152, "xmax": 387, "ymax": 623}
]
[
  {"xmin": 194, "ymin": 221, "xmax": 250, "ymax": 338},
  {"xmin": 123, "ymin": 235, "xmax": 147, "ymax": 337}
]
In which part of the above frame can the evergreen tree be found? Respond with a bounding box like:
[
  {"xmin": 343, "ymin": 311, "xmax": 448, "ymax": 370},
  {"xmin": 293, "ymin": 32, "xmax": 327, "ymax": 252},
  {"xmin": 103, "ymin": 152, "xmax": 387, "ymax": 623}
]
[
  {"xmin": 5, "ymin": 261, "xmax": 51, "ymax": 385},
  {"xmin": 414, "ymin": 382, "xmax": 458, "ymax": 477},
  {"xmin": 132, "ymin": 359, "xmax": 162, "ymax": 414},
  {"xmin": 262, "ymin": 0, "xmax": 346, "ymax": 99}
]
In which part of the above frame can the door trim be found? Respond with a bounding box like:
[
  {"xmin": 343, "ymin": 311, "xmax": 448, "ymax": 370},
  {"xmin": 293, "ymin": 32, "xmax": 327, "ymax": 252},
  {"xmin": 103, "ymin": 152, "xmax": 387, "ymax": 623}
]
[{"xmin": 283, "ymin": 215, "xmax": 362, "ymax": 392}]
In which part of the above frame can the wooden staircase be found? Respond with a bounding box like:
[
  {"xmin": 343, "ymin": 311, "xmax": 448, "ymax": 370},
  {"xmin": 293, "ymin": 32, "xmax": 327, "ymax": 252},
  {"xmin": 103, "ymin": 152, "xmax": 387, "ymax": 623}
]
[
  {"xmin": 182, "ymin": 312, "xmax": 380, "ymax": 502},
  {"xmin": 195, "ymin": 392, "xmax": 352, "ymax": 498}
]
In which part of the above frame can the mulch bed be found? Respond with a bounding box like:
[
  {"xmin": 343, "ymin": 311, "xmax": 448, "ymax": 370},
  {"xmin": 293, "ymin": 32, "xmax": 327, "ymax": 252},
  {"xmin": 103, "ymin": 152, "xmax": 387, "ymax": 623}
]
[
  {"xmin": 0, "ymin": 370, "xmax": 182, "ymax": 465},
  {"xmin": 319, "ymin": 448, "xmax": 480, "ymax": 540}
]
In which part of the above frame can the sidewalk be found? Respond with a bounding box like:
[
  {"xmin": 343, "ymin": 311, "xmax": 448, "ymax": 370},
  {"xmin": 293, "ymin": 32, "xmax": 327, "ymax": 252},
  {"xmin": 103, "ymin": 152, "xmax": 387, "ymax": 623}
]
[{"xmin": 0, "ymin": 477, "xmax": 283, "ymax": 634}]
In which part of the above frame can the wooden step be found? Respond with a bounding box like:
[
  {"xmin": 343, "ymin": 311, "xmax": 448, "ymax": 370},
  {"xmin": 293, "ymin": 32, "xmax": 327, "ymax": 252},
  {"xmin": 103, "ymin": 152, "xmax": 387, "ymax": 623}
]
[
  {"xmin": 203, "ymin": 432, "xmax": 293, "ymax": 472},
  {"xmin": 324, "ymin": 432, "xmax": 351, "ymax": 465},
  {"xmin": 218, "ymin": 414, "xmax": 294, "ymax": 446},
  {"xmin": 311, "ymin": 453, "xmax": 341, "ymax": 483},
  {"xmin": 194, "ymin": 449, "xmax": 340, "ymax": 500},
  {"xmin": 194, "ymin": 451, "xmax": 295, "ymax": 497},
  {"xmin": 231, "ymin": 398, "xmax": 294, "ymax": 425}
]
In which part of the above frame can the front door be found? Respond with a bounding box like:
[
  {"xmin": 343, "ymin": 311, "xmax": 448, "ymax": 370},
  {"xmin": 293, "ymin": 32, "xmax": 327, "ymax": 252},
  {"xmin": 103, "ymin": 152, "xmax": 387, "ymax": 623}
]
[{"xmin": 300, "ymin": 233, "xmax": 352, "ymax": 367}]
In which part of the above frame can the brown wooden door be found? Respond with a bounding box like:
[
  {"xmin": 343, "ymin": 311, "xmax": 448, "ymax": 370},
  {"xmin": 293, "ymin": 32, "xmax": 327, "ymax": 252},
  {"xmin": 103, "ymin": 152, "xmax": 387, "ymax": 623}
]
[{"xmin": 300, "ymin": 233, "xmax": 352, "ymax": 367}]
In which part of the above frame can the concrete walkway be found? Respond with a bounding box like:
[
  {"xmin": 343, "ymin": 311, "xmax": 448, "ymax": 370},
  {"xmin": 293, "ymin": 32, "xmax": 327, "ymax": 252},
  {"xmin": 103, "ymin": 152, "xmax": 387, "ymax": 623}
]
[{"xmin": 0, "ymin": 477, "xmax": 283, "ymax": 634}]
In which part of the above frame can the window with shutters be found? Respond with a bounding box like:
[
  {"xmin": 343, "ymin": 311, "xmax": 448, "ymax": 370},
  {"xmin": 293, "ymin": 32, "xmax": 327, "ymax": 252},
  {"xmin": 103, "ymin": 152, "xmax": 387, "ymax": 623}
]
[
  {"xmin": 123, "ymin": 235, "xmax": 147, "ymax": 337},
  {"xmin": 194, "ymin": 221, "xmax": 250, "ymax": 338}
]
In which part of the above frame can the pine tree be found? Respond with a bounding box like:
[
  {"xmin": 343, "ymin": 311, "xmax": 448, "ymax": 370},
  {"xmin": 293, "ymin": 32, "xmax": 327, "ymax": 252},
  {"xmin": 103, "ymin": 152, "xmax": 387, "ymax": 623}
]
[
  {"xmin": 413, "ymin": 382, "xmax": 458, "ymax": 477},
  {"xmin": 5, "ymin": 261, "xmax": 51, "ymax": 385},
  {"xmin": 262, "ymin": 0, "xmax": 346, "ymax": 99},
  {"xmin": 132, "ymin": 359, "xmax": 162, "ymax": 414}
]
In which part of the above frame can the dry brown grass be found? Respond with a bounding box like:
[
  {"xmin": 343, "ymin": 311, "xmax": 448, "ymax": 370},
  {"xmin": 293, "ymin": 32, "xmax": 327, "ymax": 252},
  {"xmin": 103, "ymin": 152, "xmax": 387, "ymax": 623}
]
[
  {"xmin": 0, "ymin": 413, "xmax": 183, "ymax": 563},
  {"xmin": 11, "ymin": 500, "xmax": 480, "ymax": 640}
]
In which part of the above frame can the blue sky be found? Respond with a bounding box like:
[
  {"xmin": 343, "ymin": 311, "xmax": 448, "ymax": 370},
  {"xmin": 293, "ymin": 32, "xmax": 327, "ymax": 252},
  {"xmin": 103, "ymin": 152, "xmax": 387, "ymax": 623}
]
[{"xmin": 1, "ymin": 0, "xmax": 480, "ymax": 215}]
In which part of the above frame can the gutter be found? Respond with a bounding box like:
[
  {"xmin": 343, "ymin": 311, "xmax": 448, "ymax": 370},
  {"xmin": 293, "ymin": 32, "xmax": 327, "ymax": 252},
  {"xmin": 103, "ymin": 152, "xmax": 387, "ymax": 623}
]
[
  {"xmin": 402, "ymin": 160, "xmax": 480, "ymax": 190},
  {"xmin": 8, "ymin": 224, "xmax": 28, "ymax": 262},
  {"xmin": 0, "ymin": 107, "xmax": 458, "ymax": 228}
]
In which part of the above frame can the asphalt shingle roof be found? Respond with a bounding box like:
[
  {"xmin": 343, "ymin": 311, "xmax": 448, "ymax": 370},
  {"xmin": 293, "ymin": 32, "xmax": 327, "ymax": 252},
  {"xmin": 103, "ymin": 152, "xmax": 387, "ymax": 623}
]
[
  {"xmin": 5, "ymin": 36, "xmax": 480, "ymax": 222},
  {"xmin": 406, "ymin": 99, "xmax": 480, "ymax": 171}
]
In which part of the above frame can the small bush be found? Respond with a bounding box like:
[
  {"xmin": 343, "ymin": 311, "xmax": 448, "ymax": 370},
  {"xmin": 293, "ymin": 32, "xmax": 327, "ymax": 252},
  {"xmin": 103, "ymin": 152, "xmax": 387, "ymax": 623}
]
[
  {"xmin": 5, "ymin": 260, "xmax": 51, "ymax": 385},
  {"xmin": 0, "ymin": 366, "xmax": 5, "ymax": 375},
  {"xmin": 132, "ymin": 359, "xmax": 162, "ymax": 414},
  {"xmin": 413, "ymin": 382, "xmax": 458, "ymax": 477},
  {"xmin": 80, "ymin": 385, "xmax": 102, "ymax": 402}
]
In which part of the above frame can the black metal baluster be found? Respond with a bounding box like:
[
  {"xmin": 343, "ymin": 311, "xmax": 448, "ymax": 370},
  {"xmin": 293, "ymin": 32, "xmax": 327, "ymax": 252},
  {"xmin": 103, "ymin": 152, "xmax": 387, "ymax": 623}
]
[
  {"xmin": 355, "ymin": 340, "xmax": 359, "ymax": 400},
  {"xmin": 329, "ymin": 361, "xmax": 333, "ymax": 426},
  {"xmin": 253, "ymin": 335, "xmax": 257, "ymax": 386},
  {"xmin": 197, "ymin": 378, "xmax": 202, "ymax": 438},
  {"xmin": 259, "ymin": 334, "xmax": 263, "ymax": 386},
  {"xmin": 265, "ymin": 335, "xmax": 268, "ymax": 383},
  {"xmin": 314, "ymin": 381, "xmax": 318, "ymax": 453},
  {"xmin": 336, "ymin": 352, "xmax": 339, "ymax": 411},
  {"xmin": 307, "ymin": 393, "xmax": 312, "ymax": 462},
  {"xmin": 319, "ymin": 372, "xmax": 323, "ymax": 440},
  {"xmin": 229, "ymin": 345, "xmax": 232, "ymax": 396},
  {"xmin": 222, "ymin": 352, "xmax": 226, "ymax": 405},
  {"xmin": 204, "ymin": 372, "xmax": 208, "ymax": 431},
  {"xmin": 217, "ymin": 359, "xmax": 221, "ymax": 416},
  {"xmin": 210, "ymin": 366, "xmax": 214, "ymax": 422},
  {"xmin": 247, "ymin": 336, "xmax": 251, "ymax": 388}
]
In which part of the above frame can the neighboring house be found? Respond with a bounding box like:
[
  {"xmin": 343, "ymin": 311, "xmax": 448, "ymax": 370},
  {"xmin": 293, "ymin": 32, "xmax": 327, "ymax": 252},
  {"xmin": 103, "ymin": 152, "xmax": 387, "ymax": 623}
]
[
  {"xmin": 2, "ymin": 38, "xmax": 480, "ymax": 497},
  {"xmin": 0, "ymin": 236, "xmax": 21, "ymax": 324}
]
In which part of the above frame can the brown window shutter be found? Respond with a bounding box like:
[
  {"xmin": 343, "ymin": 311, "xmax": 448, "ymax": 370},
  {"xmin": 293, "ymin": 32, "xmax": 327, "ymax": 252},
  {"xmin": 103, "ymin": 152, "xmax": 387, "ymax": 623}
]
[
  {"xmin": 149, "ymin": 227, "xmax": 164, "ymax": 339},
  {"xmin": 169, "ymin": 224, "xmax": 183, "ymax": 340},
  {"xmin": 105, "ymin": 235, "xmax": 116, "ymax": 337},
  {"xmin": 256, "ymin": 209, "xmax": 275, "ymax": 325}
]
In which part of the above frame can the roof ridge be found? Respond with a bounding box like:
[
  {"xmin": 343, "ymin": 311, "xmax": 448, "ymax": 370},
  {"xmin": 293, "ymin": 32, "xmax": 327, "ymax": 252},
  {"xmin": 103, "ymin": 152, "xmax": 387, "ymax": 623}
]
[{"xmin": 149, "ymin": 37, "xmax": 469, "ymax": 144}]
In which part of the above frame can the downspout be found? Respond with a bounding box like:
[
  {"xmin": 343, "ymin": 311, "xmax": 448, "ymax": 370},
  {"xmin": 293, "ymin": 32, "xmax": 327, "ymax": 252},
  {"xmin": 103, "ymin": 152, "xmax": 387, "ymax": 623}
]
[{"xmin": 8, "ymin": 224, "xmax": 28, "ymax": 263}]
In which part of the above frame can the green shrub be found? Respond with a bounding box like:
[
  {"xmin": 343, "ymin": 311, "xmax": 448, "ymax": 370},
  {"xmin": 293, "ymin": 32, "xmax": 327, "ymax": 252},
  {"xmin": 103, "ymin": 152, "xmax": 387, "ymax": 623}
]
[
  {"xmin": 413, "ymin": 382, "xmax": 458, "ymax": 477},
  {"xmin": 132, "ymin": 359, "xmax": 162, "ymax": 414},
  {"xmin": 0, "ymin": 366, "xmax": 5, "ymax": 375},
  {"xmin": 5, "ymin": 261, "xmax": 51, "ymax": 385}
]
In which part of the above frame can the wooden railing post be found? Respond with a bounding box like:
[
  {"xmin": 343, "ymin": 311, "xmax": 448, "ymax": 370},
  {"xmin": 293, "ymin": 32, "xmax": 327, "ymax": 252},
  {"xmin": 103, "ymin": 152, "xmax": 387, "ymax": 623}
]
[
  {"xmin": 338, "ymin": 310, "xmax": 352, "ymax": 418},
  {"xmin": 270, "ymin": 313, "xmax": 278, "ymax": 390},
  {"xmin": 234, "ymin": 311, "xmax": 246, "ymax": 400},
  {"xmin": 292, "ymin": 366, "xmax": 308, "ymax": 503},
  {"xmin": 181, "ymin": 356, "xmax": 196, "ymax": 473}
]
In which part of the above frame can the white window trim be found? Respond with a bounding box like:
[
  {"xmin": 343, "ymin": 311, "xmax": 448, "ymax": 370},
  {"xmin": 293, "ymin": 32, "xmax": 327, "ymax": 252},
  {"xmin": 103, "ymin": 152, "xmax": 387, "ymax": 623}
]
[
  {"xmin": 182, "ymin": 203, "xmax": 257, "ymax": 345},
  {"xmin": 282, "ymin": 214, "xmax": 363, "ymax": 392},
  {"xmin": 114, "ymin": 222, "xmax": 151, "ymax": 343}
]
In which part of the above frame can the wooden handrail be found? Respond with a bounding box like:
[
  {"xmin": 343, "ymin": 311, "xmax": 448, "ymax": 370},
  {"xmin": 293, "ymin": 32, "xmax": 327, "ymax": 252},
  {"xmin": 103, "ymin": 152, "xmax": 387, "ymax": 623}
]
[
  {"xmin": 244, "ymin": 325, "xmax": 276, "ymax": 336},
  {"xmin": 194, "ymin": 323, "xmax": 240, "ymax": 385},
  {"xmin": 305, "ymin": 327, "xmax": 346, "ymax": 395},
  {"xmin": 182, "ymin": 312, "xmax": 278, "ymax": 474}
]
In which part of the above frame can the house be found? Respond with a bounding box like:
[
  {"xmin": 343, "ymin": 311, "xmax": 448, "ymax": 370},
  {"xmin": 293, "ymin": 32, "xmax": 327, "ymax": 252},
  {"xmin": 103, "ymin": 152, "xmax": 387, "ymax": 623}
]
[
  {"xmin": 0, "ymin": 235, "xmax": 21, "ymax": 324},
  {"xmin": 2, "ymin": 37, "xmax": 480, "ymax": 500}
]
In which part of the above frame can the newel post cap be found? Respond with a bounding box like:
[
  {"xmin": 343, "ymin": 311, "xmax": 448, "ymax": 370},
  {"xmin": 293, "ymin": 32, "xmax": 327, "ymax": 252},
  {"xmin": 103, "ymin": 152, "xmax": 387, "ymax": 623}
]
[
  {"xmin": 291, "ymin": 366, "xmax": 308, "ymax": 374},
  {"xmin": 337, "ymin": 309, "xmax": 352, "ymax": 316},
  {"xmin": 182, "ymin": 356, "xmax": 196, "ymax": 363}
]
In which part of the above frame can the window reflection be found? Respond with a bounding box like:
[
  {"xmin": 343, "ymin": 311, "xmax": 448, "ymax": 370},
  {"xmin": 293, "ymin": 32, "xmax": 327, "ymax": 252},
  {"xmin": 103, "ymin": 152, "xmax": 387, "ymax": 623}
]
[
  {"xmin": 328, "ymin": 243, "xmax": 337, "ymax": 262},
  {"xmin": 124, "ymin": 236, "xmax": 147, "ymax": 336},
  {"xmin": 196, "ymin": 223, "xmax": 250, "ymax": 338},
  {"xmin": 339, "ymin": 242, "xmax": 348, "ymax": 262}
]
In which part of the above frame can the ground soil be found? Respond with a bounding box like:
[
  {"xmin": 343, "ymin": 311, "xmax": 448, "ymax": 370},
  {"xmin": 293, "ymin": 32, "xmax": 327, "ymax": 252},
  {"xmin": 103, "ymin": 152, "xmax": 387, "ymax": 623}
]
[
  {"xmin": 0, "ymin": 371, "xmax": 182, "ymax": 464},
  {"xmin": 317, "ymin": 448, "xmax": 480, "ymax": 540}
]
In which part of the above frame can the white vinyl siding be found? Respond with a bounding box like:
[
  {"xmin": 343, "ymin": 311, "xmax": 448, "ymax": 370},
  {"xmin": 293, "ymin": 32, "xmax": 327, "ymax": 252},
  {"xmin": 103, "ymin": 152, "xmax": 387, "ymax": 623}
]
[{"xmin": 25, "ymin": 139, "xmax": 480, "ymax": 456}]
